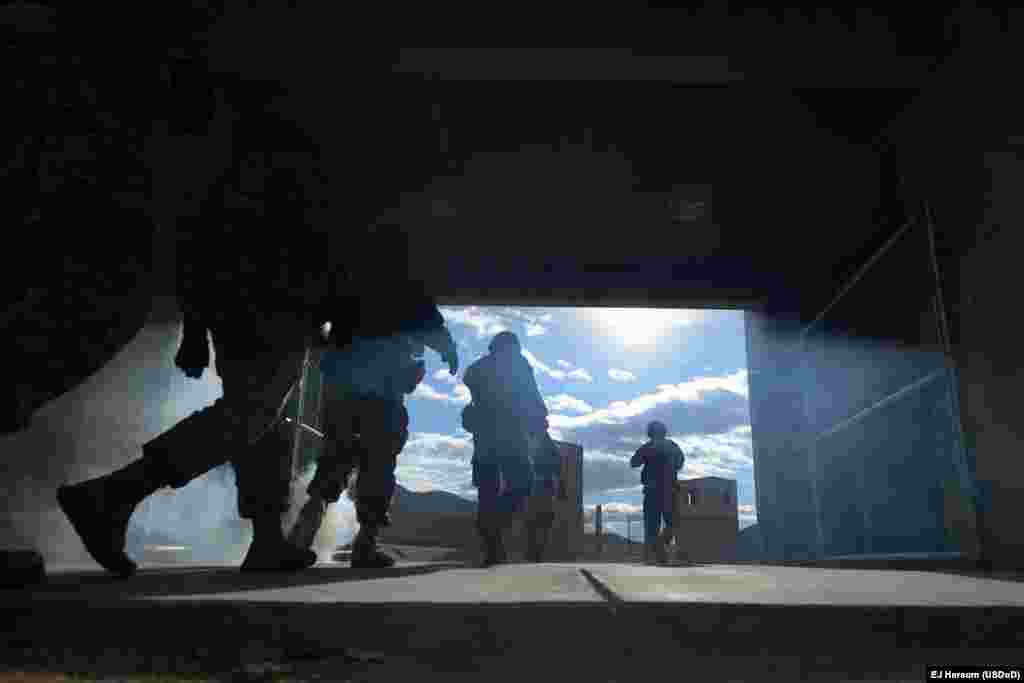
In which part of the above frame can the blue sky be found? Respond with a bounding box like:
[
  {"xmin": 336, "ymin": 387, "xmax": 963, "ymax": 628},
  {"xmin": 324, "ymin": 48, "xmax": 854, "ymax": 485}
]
[{"xmin": 399, "ymin": 306, "xmax": 756, "ymax": 538}]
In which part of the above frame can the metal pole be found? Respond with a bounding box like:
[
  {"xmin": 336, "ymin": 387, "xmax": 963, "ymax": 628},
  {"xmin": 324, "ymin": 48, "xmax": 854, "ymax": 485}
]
[
  {"xmin": 284, "ymin": 417, "xmax": 324, "ymax": 439},
  {"xmin": 799, "ymin": 219, "xmax": 915, "ymax": 340},
  {"xmin": 924, "ymin": 200, "xmax": 982, "ymax": 562},
  {"xmin": 290, "ymin": 349, "xmax": 310, "ymax": 479}
]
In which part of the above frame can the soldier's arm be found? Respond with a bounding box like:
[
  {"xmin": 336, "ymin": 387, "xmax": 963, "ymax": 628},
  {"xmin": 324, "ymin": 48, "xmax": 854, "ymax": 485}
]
[
  {"xmin": 414, "ymin": 326, "xmax": 458, "ymax": 375},
  {"xmin": 673, "ymin": 443, "xmax": 686, "ymax": 472},
  {"xmin": 416, "ymin": 325, "xmax": 455, "ymax": 357},
  {"xmin": 630, "ymin": 446, "xmax": 646, "ymax": 468}
]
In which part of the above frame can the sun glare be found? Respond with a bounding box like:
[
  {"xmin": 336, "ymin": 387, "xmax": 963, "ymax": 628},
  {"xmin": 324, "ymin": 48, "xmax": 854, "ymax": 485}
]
[{"xmin": 590, "ymin": 308, "xmax": 694, "ymax": 347}]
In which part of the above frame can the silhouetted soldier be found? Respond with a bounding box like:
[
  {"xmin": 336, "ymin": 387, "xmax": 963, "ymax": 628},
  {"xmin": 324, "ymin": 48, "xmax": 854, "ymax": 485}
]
[
  {"xmin": 463, "ymin": 331, "xmax": 549, "ymax": 566},
  {"xmin": 56, "ymin": 108, "xmax": 339, "ymax": 576},
  {"xmin": 289, "ymin": 288, "xmax": 458, "ymax": 567},
  {"xmin": 630, "ymin": 420, "xmax": 685, "ymax": 565}
]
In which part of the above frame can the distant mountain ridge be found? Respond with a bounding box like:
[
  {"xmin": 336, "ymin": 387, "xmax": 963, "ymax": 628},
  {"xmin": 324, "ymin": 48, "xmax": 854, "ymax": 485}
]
[{"xmin": 392, "ymin": 484, "xmax": 477, "ymax": 515}]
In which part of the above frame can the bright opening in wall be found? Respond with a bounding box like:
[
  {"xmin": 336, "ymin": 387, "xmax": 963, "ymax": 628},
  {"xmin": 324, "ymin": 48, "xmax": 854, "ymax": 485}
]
[{"xmin": 398, "ymin": 304, "xmax": 755, "ymax": 551}]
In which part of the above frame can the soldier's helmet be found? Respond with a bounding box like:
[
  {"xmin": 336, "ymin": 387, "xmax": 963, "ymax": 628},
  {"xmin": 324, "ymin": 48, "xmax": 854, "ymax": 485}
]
[
  {"xmin": 647, "ymin": 420, "xmax": 668, "ymax": 439},
  {"xmin": 488, "ymin": 331, "xmax": 521, "ymax": 353}
]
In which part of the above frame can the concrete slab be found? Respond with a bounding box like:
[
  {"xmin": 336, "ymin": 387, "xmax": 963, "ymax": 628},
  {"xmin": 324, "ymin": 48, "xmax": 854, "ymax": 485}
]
[
  {"xmin": 587, "ymin": 563, "xmax": 1024, "ymax": 606},
  {"xmin": 5, "ymin": 562, "xmax": 1024, "ymax": 681},
  {"xmin": 149, "ymin": 563, "xmax": 602, "ymax": 604},
  {"xmin": 13, "ymin": 561, "xmax": 601, "ymax": 604}
]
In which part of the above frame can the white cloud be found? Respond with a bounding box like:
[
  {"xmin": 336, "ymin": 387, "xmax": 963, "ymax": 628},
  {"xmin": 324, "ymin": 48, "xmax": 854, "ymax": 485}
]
[
  {"xmin": 583, "ymin": 502, "xmax": 642, "ymax": 520},
  {"xmin": 567, "ymin": 368, "xmax": 594, "ymax": 383},
  {"xmin": 442, "ymin": 307, "xmax": 556, "ymax": 344},
  {"xmin": 433, "ymin": 369, "xmax": 457, "ymax": 384},
  {"xmin": 500, "ymin": 308, "xmax": 531, "ymax": 320},
  {"xmin": 410, "ymin": 382, "xmax": 471, "ymax": 405},
  {"xmin": 394, "ymin": 432, "xmax": 476, "ymax": 496},
  {"xmin": 440, "ymin": 306, "xmax": 508, "ymax": 339},
  {"xmin": 521, "ymin": 348, "xmax": 567, "ymax": 380},
  {"xmin": 608, "ymin": 369, "xmax": 637, "ymax": 383},
  {"xmin": 678, "ymin": 427, "xmax": 755, "ymax": 468},
  {"xmin": 549, "ymin": 369, "xmax": 750, "ymax": 433},
  {"xmin": 411, "ymin": 383, "xmax": 451, "ymax": 402},
  {"xmin": 544, "ymin": 394, "xmax": 594, "ymax": 415},
  {"xmin": 556, "ymin": 360, "xmax": 573, "ymax": 369}
]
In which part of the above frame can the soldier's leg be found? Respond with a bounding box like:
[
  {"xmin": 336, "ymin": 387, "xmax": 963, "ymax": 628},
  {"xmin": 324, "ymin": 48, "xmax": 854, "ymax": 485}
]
[
  {"xmin": 495, "ymin": 439, "xmax": 534, "ymax": 518},
  {"xmin": 233, "ymin": 420, "xmax": 293, "ymax": 525},
  {"xmin": 526, "ymin": 459, "xmax": 558, "ymax": 563},
  {"xmin": 307, "ymin": 393, "xmax": 360, "ymax": 504},
  {"xmin": 490, "ymin": 440, "xmax": 533, "ymax": 563},
  {"xmin": 474, "ymin": 456, "xmax": 504, "ymax": 567},
  {"xmin": 642, "ymin": 490, "xmax": 659, "ymax": 564},
  {"xmin": 524, "ymin": 436, "xmax": 557, "ymax": 562},
  {"xmin": 289, "ymin": 392, "xmax": 359, "ymax": 550},
  {"xmin": 351, "ymin": 399, "xmax": 408, "ymax": 569},
  {"xmin": 234, "ymin": 418, "xmax": 321, "ymax": 571},
  {"xmin": 220, "ymin": 330, "xmax": 320, "ymax": 571},
  {"xmin": 525, "ymin": 493, "xmax": 556, "ymax": 563},
  {"xmin": 655, "ymin": 506, "xmax": 673, "ymax": 565}
]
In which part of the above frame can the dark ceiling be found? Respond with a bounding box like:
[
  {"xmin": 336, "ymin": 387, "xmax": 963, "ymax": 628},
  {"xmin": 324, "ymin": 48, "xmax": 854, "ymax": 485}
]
[
  {"xmin": 13, "ymin": 7, "xmax": 966, "ymax": 320},
  {"xmin": 192, "ymin": 7, "xmax": 961, "ymax": 314},
  {"xmin": 266, "ymin": 51, "xmax": 940, "ymax": 314}
]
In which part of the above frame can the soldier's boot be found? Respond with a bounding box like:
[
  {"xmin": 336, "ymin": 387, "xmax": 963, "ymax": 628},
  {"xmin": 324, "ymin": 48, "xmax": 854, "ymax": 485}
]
[
  {"xmin": 57, "ymin": 452, "xmax": 175, "ymax": 577},
  {"xmin": 479, "ymin": 533, "xmax": 500, "ymax": 568},
  {"xmin": 655, "ymin": 529, "xmax": 673, "ymax": 566},
  {"xmin": 524, "ymin": 522, "xmax": 541, "ymax": 563},
  {"xmin": 495, "ymin": 510, "xmax": 515, "ymax": 564},
  {"xmin": 496, "ymin": 535, "xmax": 508, "ymax": 564},
  {"xmin": 477, "ymin": 513, "xmax": 504, "ymax": 567},
  {"xmin": 350, "ymin": 525, "xmax": 395, "ymax": 569},
  {"xmin": 351, "ymin": 498, "xmax": 395, "ymax": 569},
  {"xmin": 482, "ymin": 532, "xmax": 507, "ymax": 566},
  {"xmin": 643, "ymin": 541, "xmax": 659, "ymax": 565},
  {"xmin": 241, "ymin": 514, "xmax": 318, "ymax": 572},
  {"xmin": 525, "ymin": 516, "xmax": 553, "ymax": 563}
]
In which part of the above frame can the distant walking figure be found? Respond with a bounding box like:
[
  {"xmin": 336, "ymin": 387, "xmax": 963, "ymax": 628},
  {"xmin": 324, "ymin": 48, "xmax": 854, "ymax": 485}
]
[{"xmin": 630, "ymin": 420, "xmax": 685, "ymax": 565}]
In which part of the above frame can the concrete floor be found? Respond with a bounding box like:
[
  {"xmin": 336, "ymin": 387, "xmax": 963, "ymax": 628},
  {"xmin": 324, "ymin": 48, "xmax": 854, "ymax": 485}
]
[
  {"xmin": 4, "ymin": 561, "xmax": 1024, "ymax": 681},
  {"xmin": 18, "ymin": 559, "xmax": 1024, "ymax": 606}
]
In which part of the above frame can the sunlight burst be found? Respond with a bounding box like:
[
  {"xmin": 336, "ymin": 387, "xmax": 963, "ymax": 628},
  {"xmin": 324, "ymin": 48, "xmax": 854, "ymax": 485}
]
[{"xmin": 590, "ymin": 308, "xmax": 695, "ymax": 347}]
